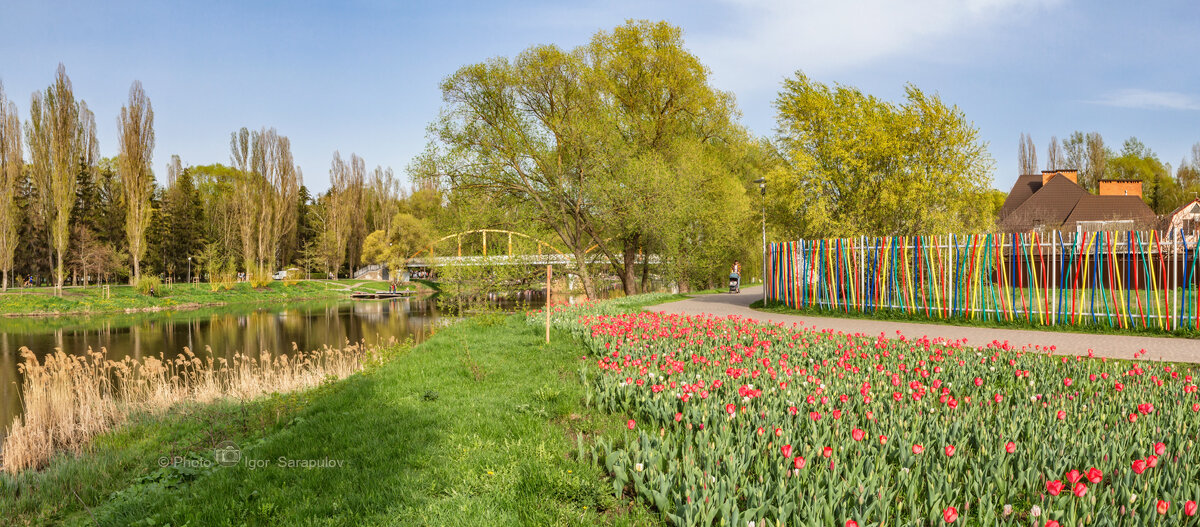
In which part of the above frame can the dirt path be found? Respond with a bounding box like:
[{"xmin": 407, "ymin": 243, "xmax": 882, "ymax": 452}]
[{"xmin": 647, "ymin": 286, "xmax": 1200, "ymax": 363}]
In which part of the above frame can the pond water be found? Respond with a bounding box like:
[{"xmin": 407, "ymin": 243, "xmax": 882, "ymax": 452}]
[{"xmin": 0, "ymin": 296, "xmax": 477, "ymax": 444}]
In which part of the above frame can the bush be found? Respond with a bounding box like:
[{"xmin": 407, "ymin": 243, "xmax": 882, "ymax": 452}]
[{"xmin": 135, "ymin": 276, "xmax": 163, "ymax": 297}]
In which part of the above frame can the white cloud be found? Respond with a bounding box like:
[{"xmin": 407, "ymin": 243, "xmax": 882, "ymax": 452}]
[
  {"xmin": 1089, "ymin": 89, "xmax": 1200, "ymax": 111},
  {"xmin": 690, "ymin": 0, "xmax": 1061, "ymax": 93}
]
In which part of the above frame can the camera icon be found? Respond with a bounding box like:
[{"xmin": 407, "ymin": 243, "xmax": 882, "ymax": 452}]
[{"xmin": 214, "ymin": 441, "xmax": 242, "ymax": 467}]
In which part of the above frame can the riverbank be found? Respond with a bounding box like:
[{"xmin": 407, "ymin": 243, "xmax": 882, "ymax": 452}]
[
  {"xmin": 1, "ymin": 295, "xmax": 682, "ymax": 526},
  {"xmin": 0, "ymin": 280, "xmax": 424, "ymax": 317}
]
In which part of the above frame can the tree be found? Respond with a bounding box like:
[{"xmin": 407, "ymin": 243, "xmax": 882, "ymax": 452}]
[
  {"xmin": 1063, "ymin": 131, "xmax": 1107, "ymax": 192},
  {"xmin": 0, "ymin": 83, "xmax": 21, "ymax": 290},
  {"xmin": 384, "ymin": 212, "xmax": 431, "ymax": 270},
  {"xmin": 422, "ymin": 20, "xmax": 751, "ymax": 296},
  {"xmin": 324, "ymin": 152, "xmax": 353, "ymax": 278},
  {"xmin": 1046, "ymin": 136, "xmax": 1063, "ymax": 171},
  {"xmin": 162, "ymin": 168, "xmax": 205, "ymax": 279},
  {"xmin": 28, "ymin": 64, "xmax": 92, "ymax": 293},
  {"xmin": 229, "ymin": 127, "xmax": 300, "ymax": 282},
  {"xmin": 772, "ymin": 73, "xmax": 995, "ymax": 238},
  {"xmin": 1018, "ymin": 133, "xmax": 1038, "ymax": 175},
  {"xmin": 118, "ymin": 80, "xmax": 155, "ymax": 282},
  {"xmin": 1108, "ymin": 137, "xmax": 1180, "ymax": 214},
  {"xmin": 360, "ymin": 229, "xmax": 388, "ymax": 266}
]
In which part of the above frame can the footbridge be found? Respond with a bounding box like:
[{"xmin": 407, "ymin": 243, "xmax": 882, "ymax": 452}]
[{"xmin": 403, "ymin": 229, "xmax": 659, "ymax": 267}]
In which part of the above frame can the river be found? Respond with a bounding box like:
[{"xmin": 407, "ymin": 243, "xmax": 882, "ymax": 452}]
[{"xmin": 0, "ymin": 296, "xmax": 469, "ymax": 444}]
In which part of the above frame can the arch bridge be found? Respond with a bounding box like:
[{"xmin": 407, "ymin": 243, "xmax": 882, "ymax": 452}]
[{"xmin": 404, "ymin": 229, "xmax": 655, "ymax": 267}]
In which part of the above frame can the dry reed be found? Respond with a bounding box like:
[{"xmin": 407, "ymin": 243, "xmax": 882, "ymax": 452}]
[{"xmin": 1, "ymin": 339, "xmax": 390, "ymax": 473}]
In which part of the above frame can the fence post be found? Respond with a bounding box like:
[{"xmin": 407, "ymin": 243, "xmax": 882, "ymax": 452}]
[
  {"xmin": 545, "ymin": 265, "xmax": 552, "ymax": 344},
  {"xmin": 1175, "ymin": 230, "xmax": 1180, "ymax": 331},
  {"xmin": 859, "ymin": 235, "xmax": 865, "ymax": 311}
]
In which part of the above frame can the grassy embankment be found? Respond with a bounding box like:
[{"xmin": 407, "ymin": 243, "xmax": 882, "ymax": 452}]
[
  {"xmin": 751, "ymin": 297, "xmax": 1200, "ymax": 339},
  {"xmin": 0, "ymin": 279, "xmax": 422, "ymax": 316},
  {"xmin": 0, "ymin": 294, "xmax": 684, "ymax": 526}
]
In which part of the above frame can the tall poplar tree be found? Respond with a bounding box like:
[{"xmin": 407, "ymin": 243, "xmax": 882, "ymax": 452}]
[
  {"xmin": 0, "ymin": 83, "xmax": 21, "ymax": 290},
  {"xmin": 118, "ymin": 80, "xmax": 155, "ymax": 281}
]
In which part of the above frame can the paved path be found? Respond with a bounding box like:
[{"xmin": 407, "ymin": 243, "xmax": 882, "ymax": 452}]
[{"xmin": 648, "ymin": 286, "xmax": 1200, "ymax": 363}]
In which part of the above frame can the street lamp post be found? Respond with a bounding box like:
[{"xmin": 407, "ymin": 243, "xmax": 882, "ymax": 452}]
[
  {"xmin": 187, "ymin": 257, "xmax": 192, "ymax": 284},
  {"xmin": 752, "ymin": 178, "xmax": 766, "ymax": 305}
]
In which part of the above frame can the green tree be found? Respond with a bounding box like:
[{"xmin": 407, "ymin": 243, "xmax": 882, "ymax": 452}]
[
  {"xmin": 162, "ymin": 168, "xmax": 206, "ymax": 280},
  {"xmin": 422, "ymin": 20, "xmax": 752, "ymax": 297},
  {"xmin": 0, "ymin": 83, "xmax": 21, "ymax": 290},
  {"xmin": 771, "ymin": 73, "xmax": 995, "ymax": 238},
  {"xmin": 360, "ymin": 229, "xmax": 388, "ymax": 266},
  {"xmin": 1107, "ymin": 137, "xmax": 1180, "ymax": 214}
]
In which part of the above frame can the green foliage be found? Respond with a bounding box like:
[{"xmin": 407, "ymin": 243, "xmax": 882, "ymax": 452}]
[
  {"xmin": 360, "ymin": 229, "xmax": 388, "ymax": 266},
  {"xmin": 771, "ymin": 73, "xmax": 996, "ymax": 238},
  {"xmin": 425, "ymin": 20, "xmax": 756, "ymax": 297},
  {"xmin": 134, "ymin": 275, "xmax": 163, "ymax": 296},
  {"xmin": 1107, "ymin": 137, "xmax": 1184, "ymax": 214}
]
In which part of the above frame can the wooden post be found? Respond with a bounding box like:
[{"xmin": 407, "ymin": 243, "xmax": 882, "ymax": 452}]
[{"xmin": 545, "ymin": 265, "xmax": 552, "ymax": 344}]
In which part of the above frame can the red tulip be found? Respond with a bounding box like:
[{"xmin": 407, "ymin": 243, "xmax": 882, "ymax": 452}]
[
  {"xmin": 1115, "ymin": 382, "xmax": 1124, "ymax": 391},
  {"xmin": 912, "ymin": 444, "xmax": 924, "ymax": 455},
  {"xmin": 1005, "ymin": 441, "xmax": 1016, "ymax": 454},
  {"xmin": 1185, "ymin": 500, "xmax": 1197, "ymax": 517},
  {"xmin": 1056, "ymin": 410, "xmax": 1066, "ymax": 420},
  {"xmin": 851, "ymin": 428, "xmax": 865, "ymax": 442},
  {"xmin": 1128, "ymin": 413, "xmax": 1138, "ymax": 423},
  {"xmin": 1063, "ymin": 377, "xmax": 1072, "ymax": 387},
  {"xmin": 1157, "ymin": 500, "xmax": 1170, "ymax": 515},
  {"xmin": 725, "ymin": 403, "xmax": 736, "ymax": 415},
  {"xmin": 1045, "ymin": 522, "xmax": 1060, "ymax": 527},
  {"xmin": 627, "ymin": 419, "xmax": 636, "ymax": 430},
  {"xmin": 781, "ymin": 444, "xmax": 793, "ymax": 458},
  {"xmin": 1147, "ymin": 455, "xmax": 1159, "ymax": 468},
  {"xmin": 1065, "ymin": 469, "xmax": 1082, "ymax": 483},
  {"xmin": 943, "ymin": 506, "xmax": 958, "ymax": 523},
  {"xmin": 794, "ymin": 456, "xmax": 806, "ymax": 469},
  {"xmin": 1154, "ymin": 442, "xmax": 1165, "ymax": 455},
  {"xmin": 674, "ymin": 412, "xmax": 683, "ymax": 422},
  {"xmin": 845, "ymin": 521, "xmax": 858, "ymax": 527},
  {"xmin": 1072, "ymin": 482, "xmax": 1087, "ymax": 497},
  {"xmin": 944, "ymin": 445, "xmax": 955, "ymax": 457},
  {"xmin": 1132, "ymin": 459, "xmax": 1148, "ymax": 474},
  {"xmin": 1193, "ymin": 403, "xmax": 1200, "ymax": 412},
  {"xmin": 879, "ymin": 435, "xmax": 888, "ymax": 445},
  {"xmin": 1046, "ymin": 480, "xmax": 1064, "ymax": 496},
  {"xmin": 823, "ymin": 446, "xmax": 833, "ymax": 458},
  {"xmin": 1086, "ymin": 467, "xmax": 1102, "ymax": 484}
]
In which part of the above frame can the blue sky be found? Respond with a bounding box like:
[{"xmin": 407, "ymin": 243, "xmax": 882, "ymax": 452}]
[{"xmin": 0, "ymin": 0, "xmax": 1197, "ymax": 194}]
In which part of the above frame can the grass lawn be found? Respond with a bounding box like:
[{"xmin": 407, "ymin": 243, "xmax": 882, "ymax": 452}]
[
  {"xmin": 0, "ymin": 295, "xmax": 683, "ymax": 526},
  {"xmin": 0, "ymin": 280, "xmax": 383, "ymax": 316}
]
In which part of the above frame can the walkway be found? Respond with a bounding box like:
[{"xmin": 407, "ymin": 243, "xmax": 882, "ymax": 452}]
[{"xmin": 648, "ymin": 286, "xmax": 1200, "ymax": 363}]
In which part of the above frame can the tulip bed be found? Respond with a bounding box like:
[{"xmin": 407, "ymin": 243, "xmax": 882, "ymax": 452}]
[{"xmin": 537, "ymin": 300, "xmax": 1200, "ymax": 526}]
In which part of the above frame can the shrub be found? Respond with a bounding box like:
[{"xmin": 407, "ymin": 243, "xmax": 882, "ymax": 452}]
[{"xmin": 135, "ymin": 276, "xmax": 163, "ymax": 297}]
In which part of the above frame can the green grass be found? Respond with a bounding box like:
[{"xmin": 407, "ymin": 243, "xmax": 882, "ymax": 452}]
[
  {"xmin": 751, "ymin": 298, "xmax": 1200, "ymax": 339},
  {"xmin": 0, "ymin": 280, "xmax": 373, "ymax": 316},
  {"xmin": 1, "ymin": 307, "xmax": 666, "ymax": 526}
]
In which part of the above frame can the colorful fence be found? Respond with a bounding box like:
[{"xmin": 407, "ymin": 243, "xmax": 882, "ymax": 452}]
[{"xmin": 765, "ymin": 231, "xmax": 1200, "ymax": 331}]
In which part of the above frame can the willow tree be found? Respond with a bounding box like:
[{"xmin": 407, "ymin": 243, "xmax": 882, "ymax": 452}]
[
  {"xmin": 0, "ymin": 83, "xmax": 21, "ymax": 290},
  {"xmin": 423, "ymin": 20, "xmax": 752, "ymax": 296},
  {"xmin": 28, "ymin": 65, "xmax": 91, "ymax": 293},
  {"xmin": 118, "ymin": 80, "xmax": 155, "ymax": 281}
]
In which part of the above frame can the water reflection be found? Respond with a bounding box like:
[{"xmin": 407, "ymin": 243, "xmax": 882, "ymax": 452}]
[{"xmin": 0, "ymin": 297, "xmax": 452, "ymax": 442}]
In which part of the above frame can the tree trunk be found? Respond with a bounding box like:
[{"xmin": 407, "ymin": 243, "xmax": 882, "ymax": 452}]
[
  {"xmin": 620, "ymin": 243, "xmax": 638, "ymax": 295},
  {"xmin": 640, "ymin": 254, "xmax": 650, "ymax": 293},
  {"xmin": 574, "ymin": 256, "xmax": 597, "ymax": 299},
  {"xmin": 55, "ymin": 251, "xmax": 64, "ymax": 295},
  {"xmin": 133, "ymin": 255, "xmax": 141, "ymax": 282},
  {"xmin": 2, "ymin": 270, "xmax": 7, "ymax": 292}
]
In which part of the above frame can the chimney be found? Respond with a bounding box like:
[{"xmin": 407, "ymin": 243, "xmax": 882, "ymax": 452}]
[
  {"xmin": 1042, "ymin": 169, "xmax": 1079, "ymax": 185},
  {"xmin": 1098, "ymin": 179, "xmax": 1142, "ymax": 198}
]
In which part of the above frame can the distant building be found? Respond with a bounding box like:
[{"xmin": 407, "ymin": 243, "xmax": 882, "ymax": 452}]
[
  {"xmin": 1161, "ymin": 198, "xmax": 1200, "ymax": 238},
  {"xmin": 996, "ymin": 169, "xmax": 1157, "ymax": 233}
]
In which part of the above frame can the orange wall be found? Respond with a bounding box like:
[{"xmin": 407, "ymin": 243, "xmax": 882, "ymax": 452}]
[{"xmin": 1098, "ymin": 180, "xmax": 1142, "ymax": 197}]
